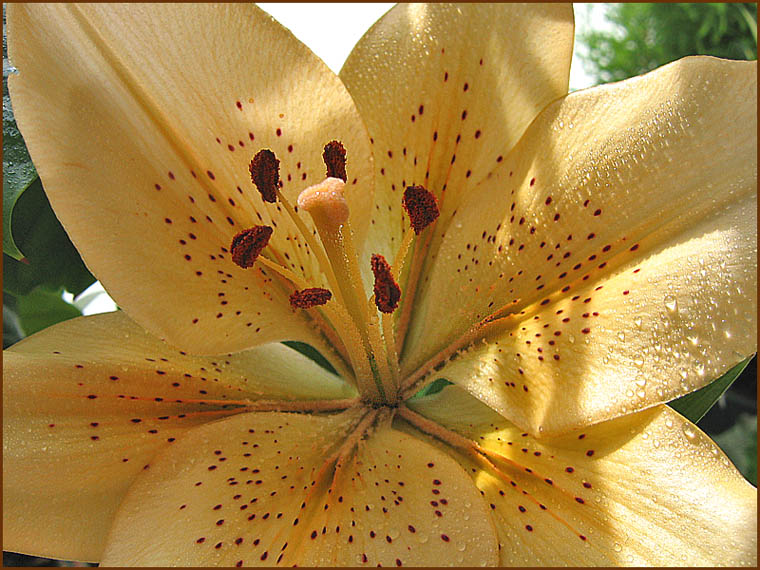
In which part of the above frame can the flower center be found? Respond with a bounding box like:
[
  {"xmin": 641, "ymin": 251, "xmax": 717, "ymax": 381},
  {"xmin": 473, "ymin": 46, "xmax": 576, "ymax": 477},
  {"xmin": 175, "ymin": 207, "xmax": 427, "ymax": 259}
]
[{"xmin": 231, "ymin": 141, "xmax": 439, "ymax": 406}]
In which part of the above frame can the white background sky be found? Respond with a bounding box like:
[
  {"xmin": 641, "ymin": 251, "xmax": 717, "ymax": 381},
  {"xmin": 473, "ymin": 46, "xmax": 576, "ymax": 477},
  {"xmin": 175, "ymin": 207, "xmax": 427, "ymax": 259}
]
[{"xmin": 73, "ymin": 3, "xmax": 615, "ymax": 314}]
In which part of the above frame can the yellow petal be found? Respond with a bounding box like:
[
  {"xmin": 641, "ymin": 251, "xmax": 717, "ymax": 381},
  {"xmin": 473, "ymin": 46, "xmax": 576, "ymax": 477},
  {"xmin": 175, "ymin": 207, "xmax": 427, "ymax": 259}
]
[
  {"xmin": 340, "ymin": 3, "xmax": 573, "ymax": 273},
  {"xmin": 8, "ymin": 4, "xmax": 374, "ymax": 354},
  {"xmin": 403, "ymin": 57, "xmax": 757, "ymax": 432},
  {"xmin": 408, "ymin": 386, "xmax": 757, "ymax": 566},
  {"xmin": 432, "ymin": 194, "xmax": 756, "ymax": 435},
  {"xmin": 101, "ymin": 409, "xmax": 499, "ymax": 566},
  {"xmin": 3, "ymin": 312, "xmax": 354, "ymax": 562}
]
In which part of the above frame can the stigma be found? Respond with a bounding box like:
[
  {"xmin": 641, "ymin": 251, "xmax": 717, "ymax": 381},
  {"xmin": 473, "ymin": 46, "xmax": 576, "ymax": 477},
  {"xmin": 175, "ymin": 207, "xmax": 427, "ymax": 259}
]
[{"xmin": 297, "ymin": 177, "xmax": 350, "ymax": 228}]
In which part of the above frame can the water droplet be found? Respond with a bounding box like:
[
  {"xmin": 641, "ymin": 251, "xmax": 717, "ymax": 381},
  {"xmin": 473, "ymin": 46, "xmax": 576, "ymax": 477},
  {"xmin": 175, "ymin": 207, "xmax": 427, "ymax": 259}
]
[
  {"xmin": 664, "ymin": 294, "xmax": 678, "ymax": 312},
  {"xmin": 633, "ymin": 356, "xmax": 644, "ymax": 367},
  {"xmin": 633, "ymin": 316, "xmax": 643, "ymax": 329},
  {"xmin": 665, "ymin": 418, "xmax": 674, "ymax": 428},
  {"xmin": 613, "ymin": 543, "xmax": 623, "ymax": 552},
  {"xmin": 682, "ymin": 425, "xmax": 696, "ymax": 441},
  {"xmin": 617, "ymin": 331, "xmax": 625, "ymax": 342}
]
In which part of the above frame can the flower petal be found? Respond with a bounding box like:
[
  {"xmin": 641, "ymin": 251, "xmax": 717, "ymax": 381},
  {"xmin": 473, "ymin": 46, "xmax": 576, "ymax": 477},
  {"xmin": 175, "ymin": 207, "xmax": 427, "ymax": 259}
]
[
  {"xmin": 8, "ymin": 4, "xmax": 374, "ymax": 354},
  {"xmin": 100, "ymin": 409, "xmax": 499, "ymax": 566},
  {"xmin": 340, "ymin": 3, "xmax": 573, "ymax": 270},
  {"xmin": 3, "ymin": 312, "xmax": 353, "ymax": 562},
  {"xmin": 435, "ymin": 194, "xmax": 756, "ymax": 435},
  {"xmin": 408, "ymin": 386, "xmax": 757, "ymax": 566},
  {"xmin": 403, "ymin": 57, "xmax": 757, "ymax": 433}
]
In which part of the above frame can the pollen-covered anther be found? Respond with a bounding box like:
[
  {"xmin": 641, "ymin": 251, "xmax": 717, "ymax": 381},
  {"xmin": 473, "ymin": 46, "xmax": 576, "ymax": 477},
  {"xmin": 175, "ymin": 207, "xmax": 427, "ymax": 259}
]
[
  {"xmin": 402, "ymin": 185, "xmax": 440, "ymax": 234},
  {"xmin": 289, "ymin": 288, "xmax": 332, "ymax": 309},
  {"xmin": 371, "ymin": 254, "xmax": 401, "ymax": 313},
  {"xmin": 230, "ymin": 226, "xmax": 273, "ymax": 268},
  {"xmin": 323, "ymin": 140, "xmax": 347, "ymax": 182},
  {"xmin": 249, "ymin": 149, "xmax": 280, "ymax": 203},
  {"xmin": 297, "ymin": 177, "xmax": 349, "ymax": 227}
]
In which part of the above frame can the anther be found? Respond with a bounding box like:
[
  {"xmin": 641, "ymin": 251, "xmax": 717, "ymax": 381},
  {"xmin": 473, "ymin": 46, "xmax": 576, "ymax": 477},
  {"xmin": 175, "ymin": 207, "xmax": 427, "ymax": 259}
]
[
  {"xmin": 230, "ymin": 226, "xmax": 273, "ymax": 268},
  {"xmin": 323, "ymin": 140, "xmax": 347, "ymax": 182},
  {"xmin": 289, "ymin": 288, "xmax": 332, "ymax": 309},
  {"xmin": 371, "ymin": 254, "xmax": 401, "ymax": 314},
  {"xmin": 402, "ymin": 185, "xmax": 439, "ymax": 234},
  {"xmin": 249, "ymin": 149, "xmax": 280, "ymax": 203}
]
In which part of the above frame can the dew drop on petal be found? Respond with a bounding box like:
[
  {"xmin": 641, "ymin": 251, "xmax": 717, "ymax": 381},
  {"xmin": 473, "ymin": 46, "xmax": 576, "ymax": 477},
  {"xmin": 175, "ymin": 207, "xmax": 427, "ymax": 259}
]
[{"xmin": 664, "ymin": 294, "xmax": 678, "ymax": 312}]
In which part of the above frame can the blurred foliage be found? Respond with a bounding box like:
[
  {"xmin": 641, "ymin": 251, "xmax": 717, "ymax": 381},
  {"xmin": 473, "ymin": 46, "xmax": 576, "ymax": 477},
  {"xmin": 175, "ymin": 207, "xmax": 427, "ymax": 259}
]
[{"xmin": 580, "ymin": 3, "xmax": 757, "ymax": 83}]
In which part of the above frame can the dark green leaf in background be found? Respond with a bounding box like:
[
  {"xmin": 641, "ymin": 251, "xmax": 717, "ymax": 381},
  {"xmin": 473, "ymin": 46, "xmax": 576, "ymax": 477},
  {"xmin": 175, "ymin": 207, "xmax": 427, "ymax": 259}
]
[
  {"xmin": 3, "ymin": 178, "xmax": 95, "ymax": 297},
  {"xmin": 669, "ymin": 357, "xmax": 753, "ymax": 424},
  {"xmin": 15, "ymin": 286, "xmax": 82, "ymax": 336},
  {"xmin": 714, "ymin": 413, "xmax": 757, "ymax": 486},
  {"xmin": 3, "ymin": 5, "xmax": 37, "ymax": 260}
]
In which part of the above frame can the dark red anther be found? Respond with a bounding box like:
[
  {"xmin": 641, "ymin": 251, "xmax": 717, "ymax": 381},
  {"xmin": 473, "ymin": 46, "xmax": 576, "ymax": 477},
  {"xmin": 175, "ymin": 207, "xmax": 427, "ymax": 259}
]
[
  {"xmin": 230, "ymin": 226, "xmax": 273, "ymax": 268},
  {"xmin": 289, "ymin": 288, "xmax": 332, "ymax": 309},
  {"xmin": 323, "ymin": 140, "xmax": 347, "ymax": 182},
  {"xmin": 371, "ymin": 254, "xmax": 401, "ymax": 314},
  {"xmin": 249, "ymin": 149, "xmax": 280, "ymax": 203},
  {"xmin": 402, "ymin": 185, "xmax": 439, "ymax": 234}
]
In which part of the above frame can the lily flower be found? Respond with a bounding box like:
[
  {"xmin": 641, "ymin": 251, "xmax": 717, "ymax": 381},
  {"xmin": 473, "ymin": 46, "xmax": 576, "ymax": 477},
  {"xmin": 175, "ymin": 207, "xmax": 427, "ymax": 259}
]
[{"xmin": 4, "ymin": 3, "xmax": 757, "ymax": 566}]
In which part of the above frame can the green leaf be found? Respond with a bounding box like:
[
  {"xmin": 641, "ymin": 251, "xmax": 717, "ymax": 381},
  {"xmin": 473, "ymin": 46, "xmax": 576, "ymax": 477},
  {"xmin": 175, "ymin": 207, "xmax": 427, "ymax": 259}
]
[
  {"xmin": 668, "ymin": 357, "xmax": 753, "ymax": 423},
  {"xmin": 409, "ymin": 378, "xmax": 453, "ymax": 399},
  {"xmin": 15, "ymin": 286, "xmax": 82, "ymax": 336},
  {"xmin": 282, "ymin": 341, "xmax": 338, "ymax": 375},
  {"xmin": 3, "ymin": 178, "xmax": 95, "ymax": 296},
  {"xmin": 3, "ymin": 5, "xmax": 38, "ymax": 260}
]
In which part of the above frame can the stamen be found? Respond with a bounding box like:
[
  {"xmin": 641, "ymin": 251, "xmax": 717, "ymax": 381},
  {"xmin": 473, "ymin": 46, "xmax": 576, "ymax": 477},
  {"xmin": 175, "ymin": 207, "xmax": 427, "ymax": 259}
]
[
  {"xmin": 402, "ymin": 185, "xmax": 440, "ymax": 234},
  {"xmin": 289, "ymin": 287, "xmax": 332, "ymax": 309},
  {"xmin": 323, "ymin": 140, "xmax": 347, "ymax": 182},
  {"xmin": 371, "ymin": 254, "xmax": 401, "ymax": 314},
  {"xmin": 249, "ymin": 149, "xmax": 279, "ymax": 203},
  {"xmin": 230, "ymin": 226, "xmax": 273, "ymax": 268}
]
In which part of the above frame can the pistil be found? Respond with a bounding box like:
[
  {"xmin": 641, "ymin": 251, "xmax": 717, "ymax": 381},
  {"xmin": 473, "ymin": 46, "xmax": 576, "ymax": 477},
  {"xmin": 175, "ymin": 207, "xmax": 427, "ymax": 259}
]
[{"xmin": 298, "ymin": 176, "xmax": 395, "ymax": 402}]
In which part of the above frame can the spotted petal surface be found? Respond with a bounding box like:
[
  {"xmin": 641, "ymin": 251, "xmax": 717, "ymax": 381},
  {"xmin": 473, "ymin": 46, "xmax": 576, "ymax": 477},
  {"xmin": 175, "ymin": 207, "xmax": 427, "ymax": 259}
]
[
  {"xmin": 407, "ymin": 386, "xmax": 757, "ymax": 566},
  {"xmin": 404, "ymin": 57, "xmax": 757, "ymax": 433},
  {"xmin": 7, "ymin": 3, "xmax": 374, "ymax": 354},
  {"xmin": 3, "ymin": 312, "xmax": 354, "ymax": 562},
  {"xmin": 340, "ymin": 3, "xmax": 574, "ymax": 277},
  {"xmin": 100, "ymin": 410, "xmax": 499, "ymax": 566}
]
